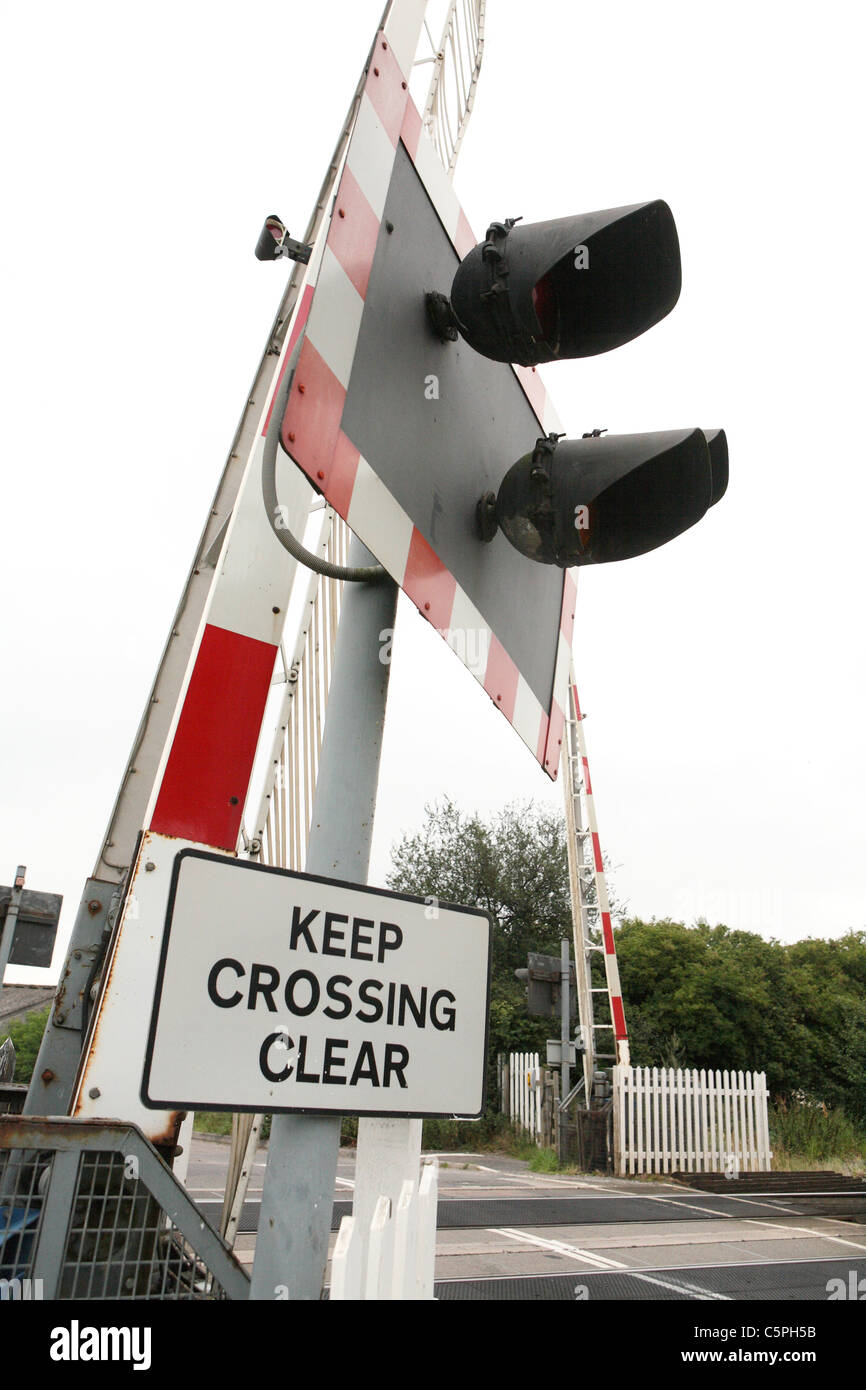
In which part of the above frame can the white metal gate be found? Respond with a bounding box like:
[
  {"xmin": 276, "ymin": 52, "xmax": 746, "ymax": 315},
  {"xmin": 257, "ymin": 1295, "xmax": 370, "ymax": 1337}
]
[
  {"xmin": 613, "ymin": 1065, "xmax": 771, "ymax": 1176},
  {"xmin": 502, "ymin": 1051, "xmax": 543, "ymax": 1143}
]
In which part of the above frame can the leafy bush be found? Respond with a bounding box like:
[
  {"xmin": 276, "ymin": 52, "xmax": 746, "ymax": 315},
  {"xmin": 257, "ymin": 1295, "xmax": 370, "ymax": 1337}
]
[{"xmin": 3, "ymin": 1005, "xmax": 50, "ymax": 1084}]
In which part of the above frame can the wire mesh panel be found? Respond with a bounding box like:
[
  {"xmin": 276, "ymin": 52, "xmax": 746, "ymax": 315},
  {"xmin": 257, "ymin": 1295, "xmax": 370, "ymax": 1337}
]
[
  {"xmin": 0, "ymin": 1119, "xmax": 249, "ymax": 1300},
  {"xmin": 0, "ymin": 1144, "xmax": 46, "ymax": 1293},
  {"xmin": 422, "ymin": 0, "xmax": 486, "ymax": 175}
]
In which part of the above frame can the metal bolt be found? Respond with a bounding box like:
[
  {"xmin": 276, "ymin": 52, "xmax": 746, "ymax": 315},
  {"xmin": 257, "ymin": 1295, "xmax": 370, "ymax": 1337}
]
[
  {"xmin": 145, "ymin": 861, "xmax": 156, "ymax": 872},
  {"xmin": 89, "ymin": 1087, "xmax": 101, "ymax": 1099},
  {"xmin": 87, "ymin": 899, "xmax": 101, "ymax": 915},
  {"xmin": 41, "ymin": 1069, "xmax": 55, "ymax": 1084},
  {"xmin": 73, "ymin": 950, "xmax": 82, "ymax": 960},
  {"xmin": 55, "ymin": 1012, "xmax": 66, "ymax": 1025}
]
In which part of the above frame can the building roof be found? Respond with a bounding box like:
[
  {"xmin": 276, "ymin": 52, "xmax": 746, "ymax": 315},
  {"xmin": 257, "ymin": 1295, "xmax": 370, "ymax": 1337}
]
[{"xmin": 0, "ymin": 983, "xmax": 56, "ymax": 1028}]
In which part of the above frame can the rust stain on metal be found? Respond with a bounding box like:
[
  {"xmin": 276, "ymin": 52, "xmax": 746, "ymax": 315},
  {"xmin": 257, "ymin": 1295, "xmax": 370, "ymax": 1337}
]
[{"xmin": 75, "ymin": 831, "xmax": 187, "ymax": 1150}]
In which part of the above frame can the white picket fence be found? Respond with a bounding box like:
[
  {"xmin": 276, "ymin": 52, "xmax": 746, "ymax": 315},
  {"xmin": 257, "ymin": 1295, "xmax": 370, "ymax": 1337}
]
[
  {"xmin": 613, "ymin": 1065, "xmax": 771, "ymax": 1176},
  {"xmin": 501, "ymin": 1051, "xmax": 543, "ymax": 1142},
  {"xmin": 330, "ymin": 1160, "xmax": 438, "ymax": 1300}
]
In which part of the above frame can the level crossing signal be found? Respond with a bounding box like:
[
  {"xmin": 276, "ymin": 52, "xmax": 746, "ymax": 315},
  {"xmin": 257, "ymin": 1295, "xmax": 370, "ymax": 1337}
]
[{"xmin": 426, "ymin": 199, "xmax": 727, "ymax": 568}]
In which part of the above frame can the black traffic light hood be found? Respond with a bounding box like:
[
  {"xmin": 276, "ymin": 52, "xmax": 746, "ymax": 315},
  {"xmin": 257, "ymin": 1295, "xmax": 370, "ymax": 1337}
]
[{"xmin": 449, "ymin": 200, "xmax": 682, "ymax": 367}]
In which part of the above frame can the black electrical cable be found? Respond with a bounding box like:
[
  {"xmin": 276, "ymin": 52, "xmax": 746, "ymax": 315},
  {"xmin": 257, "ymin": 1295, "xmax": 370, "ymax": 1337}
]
[{"xmin": 261, "ymin": 349, "xmax": 386, "ymax": 583}]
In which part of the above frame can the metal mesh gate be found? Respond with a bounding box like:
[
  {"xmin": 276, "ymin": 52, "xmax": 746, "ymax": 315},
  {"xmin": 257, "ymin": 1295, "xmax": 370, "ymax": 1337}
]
[{"xmin": 0, "ymin": 1118, "xmax": 249, "ymax": 1300}]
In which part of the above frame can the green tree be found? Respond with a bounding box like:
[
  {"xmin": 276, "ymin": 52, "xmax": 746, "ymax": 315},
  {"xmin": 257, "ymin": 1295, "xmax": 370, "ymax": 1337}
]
[
  {"xmin": 4, "ymin": 1005, "xmax": 50, "ymax": 1085},
  {"xmin": 387, "ymin": 799, "xmax": 574, "ymax": 1090},
  {"xmin": 387, "ymin": 797, "xmax": 574, "ymax": 984}
]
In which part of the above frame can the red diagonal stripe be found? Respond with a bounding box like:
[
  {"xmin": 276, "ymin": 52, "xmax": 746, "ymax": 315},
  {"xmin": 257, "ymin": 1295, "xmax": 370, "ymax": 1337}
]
[
  {"xmin": 329, "ymin": 164, "xmax": 381, "ymax": 300},
  {"xmin": 281, "ymin": 338, "xmax": 346, "ymax": 486},
  {"xmin": 402, "ymin": 528, "xmax": 457, "ymax": 631},
  {"xmin": 483, "ymin": 634, "xmax": 520, "ymax": 722},
  {"xmin": 365, "ymin": 32, "xmax": 410, "ymax": 146}
]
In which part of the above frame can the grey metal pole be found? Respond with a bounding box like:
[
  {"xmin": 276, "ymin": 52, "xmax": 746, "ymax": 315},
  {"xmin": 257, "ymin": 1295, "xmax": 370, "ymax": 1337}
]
[
  {"xmin": 250, "ymin": 536, "xmax": 398, "ymax": 1301},
  {"xmin": 559, "ymin": 937, "xmax": 570, "ymax": 1166}
]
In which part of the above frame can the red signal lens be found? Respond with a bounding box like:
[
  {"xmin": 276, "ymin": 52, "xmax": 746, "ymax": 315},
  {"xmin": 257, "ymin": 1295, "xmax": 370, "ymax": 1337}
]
[{"xmin": 531, "ymin": 273, "xmax": 558, "ymax": 345}]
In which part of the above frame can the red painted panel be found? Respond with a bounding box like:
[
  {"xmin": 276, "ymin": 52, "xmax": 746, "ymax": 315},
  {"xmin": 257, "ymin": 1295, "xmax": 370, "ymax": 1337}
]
[
  {"xmin": 402, "ymin": 528, "xmax": 456, "ymax": 631},
  {"xmin": 582, "ymin": 756, "xmax": 592, "ymax": 795},
  {"xmin": 611, "ymin": 996, "xmax": 627, "ymax": 1041},
  {"xmin": 483, "ymin": 634, "xmax": 519, "ymax": 722},
  {"xmin": 592, "ymin": 831, "xmax": 604, "ymax": 873},
  {"xmin": 365, "ymin": 33, "xmax": 410, "ymax": 147},
  {"xmin": 280, "ymin": 338, "xmax": 346, "ymax": 483},
  {"xmin": 150, "ymin": 624, "xmax": 278, "ymax": 849},
  {"xmin": 601, "ymin": 911, "xmax": 616, "ymax": 954},
  {"xmin": 329, "ymin": 165, "xmax": 381, "ymax": 301}
]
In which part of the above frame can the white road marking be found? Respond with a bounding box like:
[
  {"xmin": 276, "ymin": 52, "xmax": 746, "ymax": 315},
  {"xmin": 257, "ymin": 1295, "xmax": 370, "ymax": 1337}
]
[{"xmin": 491, "ymin": 1226, "xmax": 730, "ymax": 1299}]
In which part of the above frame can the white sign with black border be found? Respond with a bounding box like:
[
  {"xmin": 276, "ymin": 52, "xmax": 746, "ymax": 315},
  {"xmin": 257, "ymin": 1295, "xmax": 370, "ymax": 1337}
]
[{"xmin": 141, "ymin": 850, "xmax": 491, "ymax": 1118}]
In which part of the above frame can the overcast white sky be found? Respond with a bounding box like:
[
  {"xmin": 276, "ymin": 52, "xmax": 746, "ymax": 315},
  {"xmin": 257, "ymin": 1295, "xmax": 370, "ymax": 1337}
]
[{"xmin": 2, "ymin": 0, "xmax": 864, "ymax": 987}]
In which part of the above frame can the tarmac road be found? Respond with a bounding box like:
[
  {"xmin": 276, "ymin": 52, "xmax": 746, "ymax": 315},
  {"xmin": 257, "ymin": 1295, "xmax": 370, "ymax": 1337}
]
[{"xmin": 185, "ymin": 1134, "xmax": 866, "ymax": 1299}]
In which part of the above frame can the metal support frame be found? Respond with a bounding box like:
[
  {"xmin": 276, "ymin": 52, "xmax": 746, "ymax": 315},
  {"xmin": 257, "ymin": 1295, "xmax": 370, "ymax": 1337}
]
[
  {"xmin": 24, "ymin": 879, "xmax": 117, "ymax": 1116},
  {"xmin": 0, "ymin": 1117, "xmax": 249, "ymax": 1300}
]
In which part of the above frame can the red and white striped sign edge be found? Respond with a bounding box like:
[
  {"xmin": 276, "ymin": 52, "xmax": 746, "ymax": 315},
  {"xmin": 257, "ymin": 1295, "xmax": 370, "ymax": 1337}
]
[
  {"xmin": 142, "ymin": 21, "xmax": 574, "ymax": 861},
  {"xmin": 278, "ymin": 30, "xmax": 577, "ymax": 782},
  {"xmin": 572, "ymin": 681, "xmax": 627, "ymax": 1045}
]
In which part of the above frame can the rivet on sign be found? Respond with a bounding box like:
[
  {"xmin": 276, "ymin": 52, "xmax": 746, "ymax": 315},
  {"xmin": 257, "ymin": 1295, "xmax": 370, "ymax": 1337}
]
[
  {"xmin": 230, "ymin": 797, "xmax": 239, "ymax": 806},
  {"xmin": 338, "ymin": 208, "xmax": 345, "ymax": 218},
  {"xmin": 401, "ymin": 81, "xmax": 407, "ymax": 89},
  {"xmin": 424, "ymin": 602, "xmax": 430, "ymax": 611},
  {"xmin": 298, "ymin": 383, "xmax": 306, "ymax": 393},
  {"xmin": 496, "ymin": 694, "xmax": 502, "ymax": 702},
  {"xmin": 382, "ymin": 40, "xmax": 387, "ymax": 49},
  {"xmin": 374, "ymin": 67, "xmax": 380, "ymax": 76},
  {"xmin": 272, "ymin": 606, "xmax": 280, "ymax": 614},
  {"xmin": 317, "ymin": 470, "xmax": 325, "ymax": 480},
  {"xmin": 288, "ymin": 432, "xmax": 296, "ymax": 442},
  {"xmin": 89, "ymin": 1088, "xmax": 101, "ymax": 1100}
]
